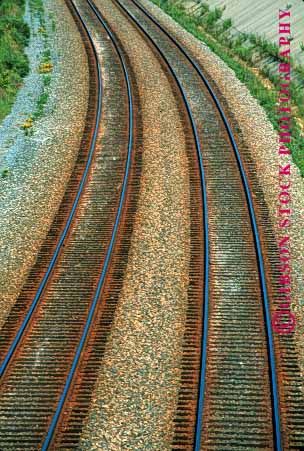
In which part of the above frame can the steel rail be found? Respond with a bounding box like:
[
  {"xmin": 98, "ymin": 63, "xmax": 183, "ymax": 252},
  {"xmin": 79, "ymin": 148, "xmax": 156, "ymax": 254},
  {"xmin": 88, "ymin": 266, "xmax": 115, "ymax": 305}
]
[
  {"xmin": 41, "ymin": 0, "xmax": 134, "ymax": 448},
  {"xmin": 0, "ymin": 0, "xmax": 103, "ymax": 378},
  {"xmin": 126, "ymin": 1, "xmax": 283, "ymax": 450},
  {"xmin": 111, "ymin": 0, "xmax": 210, "ymax": 446}
]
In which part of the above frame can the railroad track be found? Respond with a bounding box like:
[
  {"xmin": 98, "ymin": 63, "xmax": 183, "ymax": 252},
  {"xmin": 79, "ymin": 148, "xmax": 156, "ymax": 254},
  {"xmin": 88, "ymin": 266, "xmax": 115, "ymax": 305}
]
[
  {"xmin": 0, "ymin": 0, "xmax": 136, "ymax": 448},
  {"xmin": 0, "ymin": 0, "xmax": 302, "ymax": 449},
  {"xmin": 113, "ymin": 0, "xmax": 286, "ymax": 449}
]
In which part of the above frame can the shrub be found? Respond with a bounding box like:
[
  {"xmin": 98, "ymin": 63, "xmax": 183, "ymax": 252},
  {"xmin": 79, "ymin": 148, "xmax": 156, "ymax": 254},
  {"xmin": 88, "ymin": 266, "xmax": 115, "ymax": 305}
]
[
  {"xmin": 203, "ymin": 7, "xmax": 223, "ymax": 28},
  {"xmin": 222, "ymin": 18, "xmax": 232, "ymax": 31}
]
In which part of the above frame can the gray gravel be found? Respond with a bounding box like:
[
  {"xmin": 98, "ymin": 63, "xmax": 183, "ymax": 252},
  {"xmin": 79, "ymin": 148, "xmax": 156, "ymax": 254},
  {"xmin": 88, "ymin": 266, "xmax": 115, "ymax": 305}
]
[{"xmin": 0, "ymin": 0, "xmax": 89, "ymax": 329}]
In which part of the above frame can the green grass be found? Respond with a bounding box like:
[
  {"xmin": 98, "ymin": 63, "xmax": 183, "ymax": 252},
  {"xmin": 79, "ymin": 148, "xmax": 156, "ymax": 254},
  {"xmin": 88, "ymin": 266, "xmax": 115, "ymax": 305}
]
[
  {"xmin": 202, "ymin": 7, "xmax": 223, "ymax": 27},
  {"xmin": 43, "ymin": 74, "xmax": 51, "ymax": 87},
  {"xmin": 30, "ymin": 0, "xmax": 52, "ymax": 124},
  {"xmin": 0, "ymin": 0, "xmax": 52, "ymax": 135},
  {"xmin": 0, "ymin": 0, "xmax": 30, "ymax": 122},
  {"xmin": 222, "ymin": 18, "xmax": 232, "ymax": 32},
  {"xmin": 32, "ymin": 91, "xmax": 49, "ymax": 121},
  {"xmin": 29, "ymin": 0, "xmax": 44, "ymax": 21},
  {"xmin": 152, "ymin": 0, "xmax": 304, "ymax": 176},
  {"xmin": 0, "ymin": 166, "xmax": 10, "ymax": 178},
  {"xmin": 42, "ymin": 49, "xmax": 51, "ymax": 62},
  {"xmin": 34, "ymin": 43, "xmax": 52, "ymax": 120},
  {"xmin": 48, "ymin": 12, "xmax": 56, "ymax": 33},
  {"xmin": 34, "ymin": 33, "xmax": 52, "ymax": 120}
]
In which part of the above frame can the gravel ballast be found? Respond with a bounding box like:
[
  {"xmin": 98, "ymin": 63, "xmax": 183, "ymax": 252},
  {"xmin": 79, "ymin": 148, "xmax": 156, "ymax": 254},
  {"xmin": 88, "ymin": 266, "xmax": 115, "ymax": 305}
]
[
  {"xmin": 0, "ymin": 0, "xmax": 89, "ymax": 329},
  {"xmin": 78, "ymin": 0, "xmax": 191, "ymax": 449},
  {"xmin": 139, "ymin": 0, "xmax": 304, "ymax": 399},
  {"xmin": 79, "ymin": 0, "xmax": 304, "ymax": 447}
]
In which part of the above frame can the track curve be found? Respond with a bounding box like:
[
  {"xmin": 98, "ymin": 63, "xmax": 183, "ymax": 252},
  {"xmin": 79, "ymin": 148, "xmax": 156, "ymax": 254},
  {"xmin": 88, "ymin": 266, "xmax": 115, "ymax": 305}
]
[
  {"xmin": 0, "ymin": 0, "xmax": 287, "ymax": 449},
  {"xmin": 115, "ymin": 0, "xmax": 283, "ymax": 449},
  {"xmin": 42, "ymin": 0, "xmax": 134, "ymax": 448},
  {"xmin": 0, "ymin": 1, "xmax": 103, "ymax": 380},
  {"xmin": 0, "ymin": 0, "xmax": 133, "ymax": 448}
]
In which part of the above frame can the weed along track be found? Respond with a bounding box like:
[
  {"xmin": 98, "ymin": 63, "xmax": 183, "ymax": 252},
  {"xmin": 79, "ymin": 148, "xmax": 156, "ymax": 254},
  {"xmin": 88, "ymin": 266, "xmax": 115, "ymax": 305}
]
[{"xmin": 0, "ymin": 0, "xmax": 300, "ymax": 450}]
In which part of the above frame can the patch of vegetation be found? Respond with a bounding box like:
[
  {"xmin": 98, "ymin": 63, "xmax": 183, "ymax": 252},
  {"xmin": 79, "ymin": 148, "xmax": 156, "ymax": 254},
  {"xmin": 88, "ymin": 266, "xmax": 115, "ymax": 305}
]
[
  {"xmin": 38, "ymin": 26, "xmax": 46, "ymax": 34},
  {"xmin": 0, "ymin": 0, "xmax": 52, "ymax": 138},
  {"xmin": 29, "ymin": 0, "xmax": 44, "ymax": 23},
  {"xmin": 0, "ymin": 0, "xmax": 30, "ymax": 123},
  {"xmin": 0, "ymin": 166, "xmax": 10, "ymax": 178},
  {"xmin": 29, "ymin": 0, "xmax": 53, "ymax": 125},
  {"xmin": 249, "ymin": 34, "xmax": 279, "ymax": 59},
  {"xmin": 34, "ymin": 46, "xmax": 52, "ymax": 119},
  {"xmin": 42, "ymin": 49, "xmax": 51, "ymax": 60},
  {"xmin": 48, "ymin": 12, "xmax": 56, "ymax": 33},
  {"xmin": 21, "ymin": 115, "xmax": 33, "ymax": 135},
  {"xmin": 43, "ymin": 74, "xmax": 51, "ymax": 87},
  {"xmin": 222, "ymin": 18, "xmax": 232, "ymax": 32},
  {"xmin": 152, "ymin": 0, "xmax": 304, "ymax": 176},
  {"xmin": 202, "ymin": 7, "xmax": 223, "ymax": 27},
  {"xmin": 34, "ymin": 49, "xmax": 52, "ymax": 121},
  {"xmin": 234, "ymin": 45, "xmax": 253, "ymax": 63},
  {"xmin": 38, "ymin": 61, "xmax": 53, "ymax": 73},
  {"xmin": 32, "ymin": 91, "xmax": 49, "ymax": 121}
]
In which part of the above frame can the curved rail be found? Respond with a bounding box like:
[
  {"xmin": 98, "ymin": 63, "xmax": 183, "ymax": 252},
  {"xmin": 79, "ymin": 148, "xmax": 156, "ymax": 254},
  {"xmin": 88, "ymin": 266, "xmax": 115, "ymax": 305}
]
[
  {"xmin": 0, "ymin": 1, "xmax": 103, "ymax": 379},
  {"xmin": 127, "ymin": 1, "xmax": 283, "ymax": 449},
  {"xmin": 111, "ymin": 0, "xmax": 210, "ymax": 445},
  {"xmin": 41, "ymin": 0, "xmax": 134, "ymax": 448}
]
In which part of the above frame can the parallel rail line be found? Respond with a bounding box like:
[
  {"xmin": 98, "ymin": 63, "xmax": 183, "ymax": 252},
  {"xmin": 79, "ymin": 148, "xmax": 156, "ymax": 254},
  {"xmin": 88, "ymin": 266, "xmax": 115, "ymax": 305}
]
[
  {"xmin": 42, "ymin": 1, "xmax": 134, "ymax": 447},
  {"xmin": 0, "ymin": 2, "xmax": 103, "ymax": 378},
  {"xmin": 0, "ymin": 0, "xmax": 288, "ymax": 449},
  {"xmin": 0, "ymin": 1, "xmax": 102, "ymax": 377},
  {"xmin": 116, "ymin": 0, "xmax": 283, "ymax": 449},
  {"xmin": 0, "ymin": 0, "xmax": 134, "ymax": 448}
]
